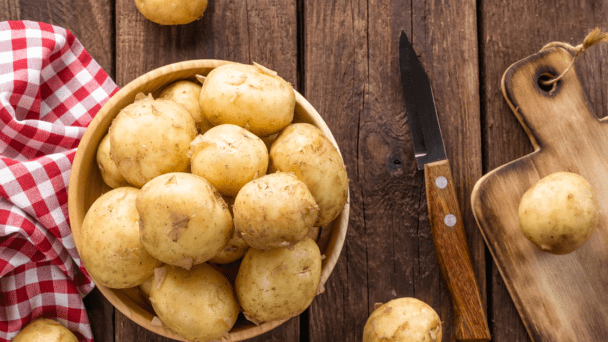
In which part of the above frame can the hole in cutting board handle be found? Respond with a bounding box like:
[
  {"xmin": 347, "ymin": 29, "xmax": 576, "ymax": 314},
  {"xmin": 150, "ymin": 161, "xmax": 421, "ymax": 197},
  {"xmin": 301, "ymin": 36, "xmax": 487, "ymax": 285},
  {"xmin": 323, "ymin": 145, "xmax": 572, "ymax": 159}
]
[{"xmin": 538, "ymin": 73, "xmax": 558, "ymax": 93}]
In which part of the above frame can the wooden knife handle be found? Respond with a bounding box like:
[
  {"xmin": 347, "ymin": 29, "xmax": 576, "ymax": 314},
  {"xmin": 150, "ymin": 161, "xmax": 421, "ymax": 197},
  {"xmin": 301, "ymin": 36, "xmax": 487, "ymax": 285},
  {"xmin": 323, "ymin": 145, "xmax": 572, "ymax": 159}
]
[{"xmin": 424, "ymin": 159, "xmax": 491, "ymax": 342}]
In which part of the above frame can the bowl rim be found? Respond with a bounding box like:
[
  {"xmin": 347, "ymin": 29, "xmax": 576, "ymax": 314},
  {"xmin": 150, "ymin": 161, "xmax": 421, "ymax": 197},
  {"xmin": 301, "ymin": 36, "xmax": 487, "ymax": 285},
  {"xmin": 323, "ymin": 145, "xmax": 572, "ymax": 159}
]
[{"xmin": 68, "ymin": 59, "xmax": 350, "ymax": 341}]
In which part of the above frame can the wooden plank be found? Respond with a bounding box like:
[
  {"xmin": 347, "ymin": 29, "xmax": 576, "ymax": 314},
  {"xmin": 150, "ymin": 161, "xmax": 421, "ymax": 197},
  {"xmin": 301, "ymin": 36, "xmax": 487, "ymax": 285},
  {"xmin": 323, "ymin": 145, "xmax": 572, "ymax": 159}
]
[
  {"xmin": 303, "ymin": 0, "xmax": 485, "ymax": 341},
  {"xmin": 0, "ymin": 2, "xmax": 115, "ymax": 342},
  {"xmin": 82, "ymin": 287, "xmax": 115, "ymax": 342},
  {"xmin": 0, "ymin": 0, "xmax": 115, "ymax": 78},
  {"xmin": 116, "ymin": 0, "xmax": 297, "ymax": 87},
  {"xmin": 114, "ymin": 0, "xmax": 299, "ymax": 341},
  {"xmin": 478, "ymin": 1, "xmax": 608, "ymax": 340}
]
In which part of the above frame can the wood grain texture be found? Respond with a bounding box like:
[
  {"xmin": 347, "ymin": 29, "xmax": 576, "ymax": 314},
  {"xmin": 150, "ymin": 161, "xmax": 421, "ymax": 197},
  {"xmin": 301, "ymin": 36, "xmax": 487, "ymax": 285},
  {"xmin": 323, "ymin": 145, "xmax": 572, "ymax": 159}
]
[
  {"xmin": 82, "ymin": 287, "xmax": 115, "ymax": 342},
  {"xmin": 477, "ymin": 2, "xmax": 608, "ymax": 340},
  {"xmin": 114, "ymin": 1, "xmax": 298, "ymax": 340},
  {"xmin": 303, "ymin": 1, "xmax": 485, "ymax": 341},
  {"xmin": 472, "ymin": 46, "xmax": 608, "ymax": 342},
  {"xmin": 425, "ymin": 159, "xmax": 489, "ymax": 341},
  {"xmin": 116, "ymin": 0, "xmax": 297, "ymax": 86},
  {"xmin": 0, "ymin": 0, "xmax": 115, "ymax": 78}
]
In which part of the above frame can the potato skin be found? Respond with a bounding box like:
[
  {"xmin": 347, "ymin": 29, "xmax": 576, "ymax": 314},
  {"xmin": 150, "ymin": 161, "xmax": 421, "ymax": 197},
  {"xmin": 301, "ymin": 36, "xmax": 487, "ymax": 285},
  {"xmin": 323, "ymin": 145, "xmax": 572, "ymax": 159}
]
[
  {"xmin": 109, "ymin": 97, "xmax": 197, "ymax": 188},
  {"xmin": 134, "ymin": 0, "xmax": 208, "ymax": 25},
  {"xmin": 270, "ymin": 123, "xmax": 349, "ymax": 226},
  {"xmin": 363, "ymin": 298, "xmax": 442, "ymax": 342},
  {"xmin": 137, "ymin": 173, "xmax": 233, "ymax": 269},
  {"xmin": 13, "ymin": 319, "xmax": 78, "ymax": 342},
  {"xmin": 150, "ymin": 264, "xmax": 239, "ymax": 341},
  {"xmin": 518, "ymin": 171, "xmax": 599, "ymax": 255},
  {"xmin": 159, "ymin": 80, "xmax": 213, "ymax": 134},
  {"xmin": 235, "ymin": 237, "xmax": 322, "ymax": 323},
  {"xmin": 190, "ymin": 124, "xmax": 268, "ymax": 197},
  {"xmin": 210, "ymin": 196, "xmax": 250, "ymax": 264},
  {"xmin": 96, "ymin": 133, "xmax": 129, "ymax": 189},
  {"xmin": 80, "ymin": 187, "xmax": 162, "ymax": 289},
  {"xmin": 199, "ymin": 63, "xmax": 295, "ymax": 137},
  {"xmin": 234, "ymin": 173, "xmax": 319, "ymax": 249}
]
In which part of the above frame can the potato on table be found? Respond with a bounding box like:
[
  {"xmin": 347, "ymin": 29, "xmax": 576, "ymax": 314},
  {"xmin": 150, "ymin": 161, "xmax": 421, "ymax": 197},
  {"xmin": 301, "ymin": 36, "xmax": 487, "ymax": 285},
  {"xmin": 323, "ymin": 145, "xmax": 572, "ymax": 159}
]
[
  {"xmin": 134, "ymin": 0, "xmax": 208, "ymax": 25},
  {"xmin": 13, "ymin": 319, "xmax": 78, "ymax": 342},
  {"xmin": 79, "ymin": 187, "xmax": 161, "ymax": 289},
  {"xmin": 363, "ymin": 297, "xmax": 442, "ymax": 342},
  {"xmin": 109, "ymin": 96, "xmax": 197, "ymax": 188},
  {"xmin": 150, "ymin": 264, "xmax": 239, "ymax": 341},
  {"xmin": 235, "ymin": 237, "xmax": 322, "ymax": 323},
  {"xmin": 190, "ymin": 124, "xmax": 268, "ymax": 197},
  {"xmin": 96, "ymin": 132, "xmax": 128, "ymax": 189},
  {"xmin": 199, "ymin": 63, "xmax": 295, "ymax": 137},
  {"xmin": 233, "ymin": 172, "xmax": 319, "ymax": 249},
  {"xmin": 270, "ymin": 123, "xmax": 349, "ymax": 226},
  {"xmin": 518, "ymin": 171, "xmax": 599, "ymax": 255},
  {"xmin": 137, "ymin": 172, "xmax": 233, "ymax": 269}
]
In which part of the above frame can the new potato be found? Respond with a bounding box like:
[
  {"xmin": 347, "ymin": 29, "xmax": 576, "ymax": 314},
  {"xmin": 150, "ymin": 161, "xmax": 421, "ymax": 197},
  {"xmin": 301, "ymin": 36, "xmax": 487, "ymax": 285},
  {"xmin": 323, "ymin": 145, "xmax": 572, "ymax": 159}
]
[
  {"xmin": 150, "ymin": 264, "xmax": 239, "ymax": 341},
  {"xmin": 190, "ymin": 124, "xmax": 268, "ymax": 197},
  {"xmin": 270, "ymin": 123, "xmax": 349, "ymax": 226},
  {"xmin": 109, "ymin": 96, "xmax": 197, "ymax": 188},
  {"xmin": 79, "ymin": 187, "xmax": 162, "ymax": 289},
  {"xmin": 96, "ymin": 133, "xmax": 129, "ymax": 189},
  {"xmin": 233, "ymin": 172, "xmax": 319, "ymax": 249},
  {"xmin": 137, "ymin": 173, "xmax": 233, "ymax": 269},
  {"xmin": 159, "ymin": 80, "xmax": 213, "ymax": 134},
  {"xmin": 134, "ymin": 0, "xmax": 208, "ymax": 25},
  {"xmin": 518, "ymin": 171, "xmax": 599, "ymax": 254},
  {"xmin": 235, "ymin": 237, "xmax": 322, "ymax": 323},
  {"xmin": 13, "ymin": 319, "xmax": 78, "ymax": 342},
  {"xmin": 199, "ymin": 63, "xmax": 295, "ymax": 137},
  {"xmin": 363, "ymin": 298, "xmax": 442, "ymax": 342}
]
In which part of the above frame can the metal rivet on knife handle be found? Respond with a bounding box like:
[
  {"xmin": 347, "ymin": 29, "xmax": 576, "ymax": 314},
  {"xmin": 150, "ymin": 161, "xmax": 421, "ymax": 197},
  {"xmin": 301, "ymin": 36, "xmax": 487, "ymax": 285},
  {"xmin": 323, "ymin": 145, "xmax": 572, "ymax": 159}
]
[
  {"xmin": 435, "ymin": 176, "xmax": 448, "ymax": 189},
  {"xmin": 444, "ymin": 214, "xmax": 457, "ymax": 227}
]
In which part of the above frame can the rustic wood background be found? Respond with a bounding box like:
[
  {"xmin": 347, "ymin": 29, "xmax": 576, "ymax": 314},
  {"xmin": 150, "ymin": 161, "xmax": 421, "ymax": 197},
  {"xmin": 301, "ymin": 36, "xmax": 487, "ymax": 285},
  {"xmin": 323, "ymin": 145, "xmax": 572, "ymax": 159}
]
[{"xmin": 2, "ymin": 1, "xmax": 607, "ymax": 341}]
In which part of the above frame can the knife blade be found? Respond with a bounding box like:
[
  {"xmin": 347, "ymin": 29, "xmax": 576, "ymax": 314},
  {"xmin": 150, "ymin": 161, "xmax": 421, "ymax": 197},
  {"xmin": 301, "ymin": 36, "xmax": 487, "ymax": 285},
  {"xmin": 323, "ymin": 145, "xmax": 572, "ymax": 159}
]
[{"xmin": 399, "ymin": 30, "xmax": 491, "ymax": 342}]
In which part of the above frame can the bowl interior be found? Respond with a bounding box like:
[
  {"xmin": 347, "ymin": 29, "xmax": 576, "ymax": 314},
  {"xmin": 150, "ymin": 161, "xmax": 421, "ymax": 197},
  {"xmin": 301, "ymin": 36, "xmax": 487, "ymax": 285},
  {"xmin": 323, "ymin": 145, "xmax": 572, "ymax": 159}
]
[{"xmin": 68, "ymin": 60, "xmax": 349, "ymax": 341}]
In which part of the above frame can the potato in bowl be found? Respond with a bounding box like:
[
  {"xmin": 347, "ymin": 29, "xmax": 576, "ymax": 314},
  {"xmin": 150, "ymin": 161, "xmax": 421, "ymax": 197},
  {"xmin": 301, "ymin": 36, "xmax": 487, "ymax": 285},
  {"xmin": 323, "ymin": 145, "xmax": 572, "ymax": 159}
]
[{"xmin": 68, "ymin": 60, "xmax": 350, "ymax": 342}]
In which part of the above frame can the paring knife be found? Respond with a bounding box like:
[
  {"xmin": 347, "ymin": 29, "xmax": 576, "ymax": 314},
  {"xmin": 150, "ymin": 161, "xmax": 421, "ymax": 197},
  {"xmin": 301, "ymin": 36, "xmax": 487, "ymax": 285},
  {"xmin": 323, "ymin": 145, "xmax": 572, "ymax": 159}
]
[{"xmin": 399, "ymin": 31, "xmax": 491, "ymax": 342}]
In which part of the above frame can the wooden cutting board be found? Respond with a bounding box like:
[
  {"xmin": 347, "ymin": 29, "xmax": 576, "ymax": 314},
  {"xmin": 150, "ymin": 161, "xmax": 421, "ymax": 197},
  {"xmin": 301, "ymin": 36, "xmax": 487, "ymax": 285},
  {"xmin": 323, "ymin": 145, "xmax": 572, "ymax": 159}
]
[{"xmin": 471, "ymin": 45, "xmax": 608, "ymax": 342}]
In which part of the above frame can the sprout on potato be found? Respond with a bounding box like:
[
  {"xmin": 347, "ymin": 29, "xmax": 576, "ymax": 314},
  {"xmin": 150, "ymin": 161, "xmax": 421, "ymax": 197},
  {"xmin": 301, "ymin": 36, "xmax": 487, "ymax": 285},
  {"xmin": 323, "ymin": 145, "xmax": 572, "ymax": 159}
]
[
  {"xmin": 79, "ymin": 187, "xmax": 162, "ymax": 289},
  {"xmin": 363, "ymin": 297, "xmax": 442, "ymax": 342},
  {"xmin": 199, "ymin": 63, "xmax": 295, "ymax": 137},
  {"xmin": 136, "ymin": 172, "xmax": 233, "ymax": 269}
]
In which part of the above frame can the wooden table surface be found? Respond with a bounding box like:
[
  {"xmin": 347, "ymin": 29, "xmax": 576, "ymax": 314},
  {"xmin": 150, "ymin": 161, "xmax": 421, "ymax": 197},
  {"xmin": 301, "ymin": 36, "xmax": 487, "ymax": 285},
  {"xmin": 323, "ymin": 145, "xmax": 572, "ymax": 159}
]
[{"xmin": 3, "ymin": 1, "xmax": 608, "ymax": 341}]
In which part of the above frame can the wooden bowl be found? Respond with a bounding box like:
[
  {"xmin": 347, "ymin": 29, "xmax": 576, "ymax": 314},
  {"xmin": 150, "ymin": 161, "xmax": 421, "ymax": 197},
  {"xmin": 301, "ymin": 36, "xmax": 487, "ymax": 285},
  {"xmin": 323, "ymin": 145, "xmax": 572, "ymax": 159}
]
[{"xmin": 68, "ymin": 60, "xmax": 350, "ymax": 341}]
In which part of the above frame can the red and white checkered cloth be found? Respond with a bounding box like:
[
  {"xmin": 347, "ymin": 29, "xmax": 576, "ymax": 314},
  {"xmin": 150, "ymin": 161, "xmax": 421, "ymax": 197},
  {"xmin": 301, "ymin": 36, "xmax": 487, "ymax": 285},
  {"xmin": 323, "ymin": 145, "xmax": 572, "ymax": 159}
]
[{"xmin": 0, "ymin": 21, "xmax": 118, "ymax": 341}]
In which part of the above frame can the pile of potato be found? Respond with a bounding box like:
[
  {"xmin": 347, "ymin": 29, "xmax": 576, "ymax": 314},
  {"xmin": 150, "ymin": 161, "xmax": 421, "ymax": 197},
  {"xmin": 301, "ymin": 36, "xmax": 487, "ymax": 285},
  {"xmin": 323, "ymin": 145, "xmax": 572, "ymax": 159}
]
[{"xmin": 83, "ymin": 62, "xmax": 349, "ymax": 341}]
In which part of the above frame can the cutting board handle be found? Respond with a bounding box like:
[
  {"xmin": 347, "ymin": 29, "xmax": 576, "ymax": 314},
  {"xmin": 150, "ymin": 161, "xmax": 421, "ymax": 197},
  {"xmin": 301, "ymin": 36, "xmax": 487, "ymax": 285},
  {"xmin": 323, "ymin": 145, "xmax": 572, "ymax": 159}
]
[{"xmin": 501, "ymin": 46, "xmax": 600, "ymax": 151}]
